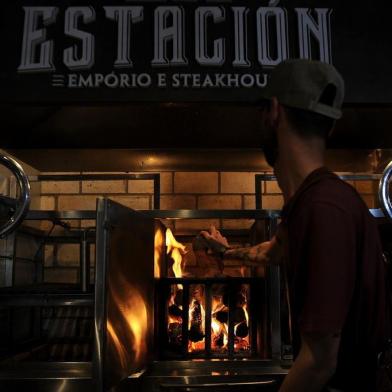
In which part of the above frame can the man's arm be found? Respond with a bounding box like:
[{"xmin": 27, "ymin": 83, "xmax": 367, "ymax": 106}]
[
  {"xmin": 279, "ymin": 331, "xmax": 340, "ymax": 392},
  {"xmin": 198, "ymin": 226, "xmax": 283, "ymax": 266},
  {"xmin": 224, "ymin": 236, "xmax": 282, "ymax": 265}
]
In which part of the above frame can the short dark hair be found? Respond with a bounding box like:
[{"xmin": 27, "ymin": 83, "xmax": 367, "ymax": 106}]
[{"xmin": 283, "ymin": 106, "xmax": 335, "ymax": 140}]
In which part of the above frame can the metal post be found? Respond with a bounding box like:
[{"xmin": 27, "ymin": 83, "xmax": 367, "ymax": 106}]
[
  {"xmin": 267, "ymin": 217, "xmax": 282, "ymax": 360},
  {"xmin": 80, "ymin": 230, "xmax": 90, "ymax": 292},
  {"xmin": 204, "ymin": 283, "xmax": 212, "ymax": 357},
  {"xmin": 228, "ymin": 283, "xmax": 235, "ymax": 359},
  {"xmin": 182, "ymin": 284, "xmax": 189, "ymax": 357}
]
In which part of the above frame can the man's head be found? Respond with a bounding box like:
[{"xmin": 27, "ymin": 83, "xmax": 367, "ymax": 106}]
[{"xmin": 260, "ymin": 59, "xmax": 345, "ymax": 167}]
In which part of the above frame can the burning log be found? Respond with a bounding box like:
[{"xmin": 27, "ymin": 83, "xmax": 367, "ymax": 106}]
[
  {"xmin": 233, "ymin": 307, "xmax": 246, "ymax": 324},
  {"xmin": 174, "ymin": 289, "xmax": 183, "ymax": 306},
  {"xmin": 236, "ymin": 292, "xmax": 247, "ymax": 306},
  {"xmin": 168, "ymin": 304, "xmax": 182, "ymax": 319},
  {"xmin": 189, "ymin": 300, "xmax": 204, "ymax": 343},
  {"xmin": 235, "ymin": 321, "xmax": 249, "ymax": 338},
  {"xmin": 215, "ymin": 310, "xmax": 228, "ymax": 324},
  {"xmin": 189, "ymin": 324, "xmax": 204, "ymax": 343},
  {"xmin": 213, "ymin": 333, "xmax": 225, "ymax": 348},
  {"xmin": 168, "ymin": 322, "xmax": 182, "ymax": 344}
]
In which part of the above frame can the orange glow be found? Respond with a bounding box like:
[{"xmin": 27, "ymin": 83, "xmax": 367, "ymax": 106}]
[
  {"xmin": 166, "ymin": 228, "xmax": 186, "ymax": 279},
  {"xmin": 109, "ymin": 277, "xmax": 148, "ymax": 365},
  {"xmin": 211, "ymin": 296, "xmax": 228, "ymax": 351},
  {"xmin": 234, "ymin": 302, "xmax": 250, "ymax": 352},
  {"xmin": 243, "ymin": 304, "xmax": 249, "ymax": 325},
  {"xmin": 107, "ymin": 321, "xmax": 128, "ymax": 369},
  {"xmin": 154, "ymin": 228, "xmax": 164, "ymax": 278},
  {"xmin": 188, "ymin": 299, "xmax": 206, "ymax": 352},
  {"xmin": 164, "ymin": 230, "xmax": 252, "ymax": 356},
  {"xmin": 189, "ymin": 340, "xmax": 205, "ymax": 351},
  {"xmin": 124, "ymin": 292, "xmax": 148, "ymax": 362}
]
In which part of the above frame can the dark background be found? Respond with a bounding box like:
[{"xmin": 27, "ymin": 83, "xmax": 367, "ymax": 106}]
[{"xmin": 0, "ymin": 1, "xmax": 391, "ymax": 150}]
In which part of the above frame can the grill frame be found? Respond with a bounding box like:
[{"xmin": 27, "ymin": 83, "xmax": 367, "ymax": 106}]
[{"xmin": 157, "ymin": 277, "xmax": 267, "ymax": 361}]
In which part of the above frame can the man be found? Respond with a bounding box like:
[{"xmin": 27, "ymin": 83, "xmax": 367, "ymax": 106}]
[{"xmin": 200, "ymin": 59, "xmax": 390, "ymax": 391}]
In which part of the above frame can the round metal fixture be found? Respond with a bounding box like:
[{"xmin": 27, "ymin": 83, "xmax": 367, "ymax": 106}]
[
  {"xmin": 0, "ymin": 155, "xmax": 31, "ymax": 238},
  {"xmin": 379, "ymin": 160, "xmax": 392, "ymax": 221}
]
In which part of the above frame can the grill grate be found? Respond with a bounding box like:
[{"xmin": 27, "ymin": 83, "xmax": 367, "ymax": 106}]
[{"xmin": 158, "ymin": 278, "xmax": 266, "ymax": 360}]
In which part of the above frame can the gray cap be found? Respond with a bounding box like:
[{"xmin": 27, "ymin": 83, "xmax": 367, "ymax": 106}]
[{"xmin": 261, "ymin": 59, "xmax": 345, "ymax": 120}]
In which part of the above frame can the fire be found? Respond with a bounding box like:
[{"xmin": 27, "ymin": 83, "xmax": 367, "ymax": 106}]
[
  {"xmin": 164, "ymin": 229, "xmax": 251, "ymax": 356},
  {"xmin": 166, "ymin": 228, "xmax": 186, "ymax": 279},
  {"xmin": 188, "ymin": 297, "xmax": 206, "ymax": 352},
  {"xmin": 234, "ymin": 302, "xmax": 250, "ymax": 352},
  {"xmin": 154, "ymin": 227, "xmax": 165, "ymax": 278},
  {"xmin": 108, "ymin": 276, "xmax": 148, "ymax": 366},
  {"xmin": 166, "ymin": 228, "xmax": 187, "ymax": 347},
  {"xmin": 211, "ymin": 295, "xmax": 229, "ymax": 351}
]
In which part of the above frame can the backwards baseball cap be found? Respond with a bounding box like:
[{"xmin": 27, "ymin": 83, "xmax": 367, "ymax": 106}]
[{"xmin": 261, "ymin": 59, "xmax": 345, "ymax": 120}]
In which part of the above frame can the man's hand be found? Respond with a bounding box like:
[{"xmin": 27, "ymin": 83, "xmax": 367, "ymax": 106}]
[
  {"xmin": 199, "ymin": 226, "xmax": 230, "ymax": 254},
  {"xmin": 192, "ymin": 226, "xmax": 229, "ymax": 273}
]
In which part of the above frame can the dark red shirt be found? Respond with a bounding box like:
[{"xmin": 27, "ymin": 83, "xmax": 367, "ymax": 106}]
[{"xmin": 280, "ymin": 167, "xmax": 389, "ymax": 391}]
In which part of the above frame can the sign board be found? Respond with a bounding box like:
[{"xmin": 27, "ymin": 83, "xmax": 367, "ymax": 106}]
[{"xmin": 1, "ymin": 0, "xmax": 391, "ymax": 103}]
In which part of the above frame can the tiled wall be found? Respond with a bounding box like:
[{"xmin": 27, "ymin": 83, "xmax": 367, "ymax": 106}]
[
  {"xmin": 39, "ymin": 171, "xmax": 379, "ymax": 214},
  {"xmin": 1, "ymin": 168, "xmax": 379, "ymax": 285}
]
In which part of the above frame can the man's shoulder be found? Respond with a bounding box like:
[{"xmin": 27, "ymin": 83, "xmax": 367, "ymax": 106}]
[{"xmin": 296, "ymin": 174, "xmax": 366, "ymax": 216}]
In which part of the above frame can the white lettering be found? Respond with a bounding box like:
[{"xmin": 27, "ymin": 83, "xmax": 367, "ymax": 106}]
[
  {"xmin": 157, "ymin": 73, "xmax": 167, "ymax": 87},
  {"xmin": 232, "ymin": 7, "xmax": 250, "ymax": 67},
  {"xmin": 296, "ymin": 8, "xmax": 332, "ymax": 63},
  {"xmin": 68, "ymin": 73, "xmax": 78, "ymax": 87},
  {"xmin": 120, "ymin": 73, "xmax": 130, "ymax": 87},
  {"xmin": 152, "ymin": 6, "xmax": 188, "ymax": 66},
  {"xmin": 104, "ymin": 6, "xmax": 144, "ymax": 68},
  {"xmin": 18, "ymin": 6, "xmax": 58, "ymax": 72},
  {"xmin": 256, "ymin": 7, "xmax": 288, "ymax": 67},
  {"xmin": 63, "ymin": 7, "xmax": 96, "ymax": 70},
  {"xmin": 195, "ymin": 7, "xmax": 225, "ymax": 66}
]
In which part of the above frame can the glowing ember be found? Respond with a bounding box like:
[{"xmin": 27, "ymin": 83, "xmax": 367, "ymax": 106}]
[
  {"xmin": 188, "ymin": 297, "xmax": 205, "ymax": 352},
  {"xmin": 164, "ymin": 229, "xmax": 252, "ymax": 356},
  {"xmin": 211, "ymin": 295, "xmax": 229, "ymax": 352},
  {"xmin": 234, "ymin": 299, "xmax": 250, "ymax": 352}
]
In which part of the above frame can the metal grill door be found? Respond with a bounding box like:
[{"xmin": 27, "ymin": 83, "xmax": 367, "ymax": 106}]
[{"xmin": 94, "ymin": 198, "xmax": 155, "ymax": 392}]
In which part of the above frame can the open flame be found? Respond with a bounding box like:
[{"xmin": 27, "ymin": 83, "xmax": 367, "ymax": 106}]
[
  {"xmin": 154, "ymin": 227, "xmax": 165, "ymax": 278},
  {"xmin": 166, "ymin": 228, "xmax": 186, "ymax": 279},
  {"xmin": 165, "ymin": 229, "xmax": 251, "ymax": 355},
  {"xmin": 211, "ymin": 295, "xmax": 229, "ymax": 352},
  {"xmin": 187, "ymin": 284, "xmax": 206, "ymax": 352}
]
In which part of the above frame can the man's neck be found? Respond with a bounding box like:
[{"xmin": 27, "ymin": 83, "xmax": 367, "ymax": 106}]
[{"xmin": 275, "ymin": 133, "xmax": 326, "ymax": 202}]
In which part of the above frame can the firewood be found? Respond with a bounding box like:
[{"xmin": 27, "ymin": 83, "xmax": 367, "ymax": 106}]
[
  {"xmin": 174, "ymin": 289, "xmax": 183, "ymax": 306},
  {"xmin": 235, "ymin": 321, "xmax": 249, "ymax": 338},
  {"xmin": 168, "ymin": 304, "xmax": 182, "ymax": 318},
  {"xmin": 189, "ymin": 324, "xmax": 204, "ymax": 342},
  {"xmin": 168, "ymin": 322, "xmax": 182, "ymax": 343},
  {"xmin": 213, "ymin": 333, "xmax": 225, "ymax": 348},
  {"xmin": 189, "ymin": 300, "xmax": 204, "ymax": 342},
  {"xmin": 215, "ymin": 311, "xmax": 228, "ymax": 324},
  {"xmin": 233, "ymin": 307, "xmax": 246, "ymax": 324}
]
